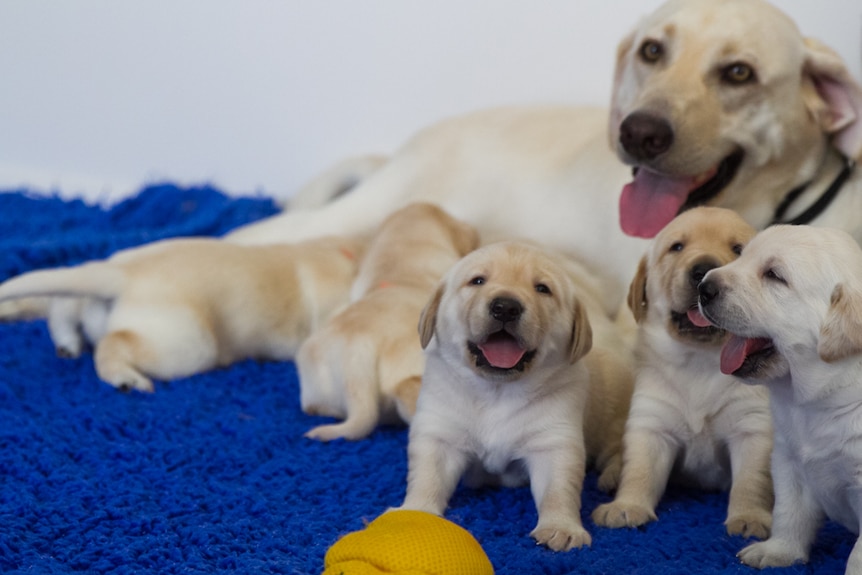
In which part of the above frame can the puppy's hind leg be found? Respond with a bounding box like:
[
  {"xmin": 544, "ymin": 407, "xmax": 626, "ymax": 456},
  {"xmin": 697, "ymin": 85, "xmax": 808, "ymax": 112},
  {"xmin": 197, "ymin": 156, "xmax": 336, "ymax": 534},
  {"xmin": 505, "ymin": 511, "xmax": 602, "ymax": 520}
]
[
  {"xmin": 304, "ymin": 340, "xmax": 381, "ymax": 441},
  {"xmin": 94, "ymin": 330, "xmax": 155, "ymax": 393},
  {"xmin": 48, "ymin": 298, "xmax": 89, "ymax": 358}
]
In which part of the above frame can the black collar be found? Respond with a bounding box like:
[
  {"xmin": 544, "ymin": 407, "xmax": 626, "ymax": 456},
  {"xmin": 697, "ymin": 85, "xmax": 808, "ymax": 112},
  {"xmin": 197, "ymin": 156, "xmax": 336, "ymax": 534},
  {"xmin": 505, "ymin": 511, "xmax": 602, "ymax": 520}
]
[{"xmin": 770, "ymin": 155, "xmax": 856, "ymax": 226}]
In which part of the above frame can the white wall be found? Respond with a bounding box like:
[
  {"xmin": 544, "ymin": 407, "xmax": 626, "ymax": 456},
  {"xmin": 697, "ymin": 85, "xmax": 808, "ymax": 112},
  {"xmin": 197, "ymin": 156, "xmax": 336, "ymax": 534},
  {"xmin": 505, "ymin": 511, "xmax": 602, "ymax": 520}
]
[{"xmin": 0, "ymin": 1, "xmax": 859, "ymax": 204}]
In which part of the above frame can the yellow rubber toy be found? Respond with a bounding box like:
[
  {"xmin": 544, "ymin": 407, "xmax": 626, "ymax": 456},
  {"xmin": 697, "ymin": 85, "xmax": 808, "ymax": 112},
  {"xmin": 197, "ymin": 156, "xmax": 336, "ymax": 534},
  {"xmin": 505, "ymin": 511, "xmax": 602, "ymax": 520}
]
[{"xmin": 322, "ymin": 510, "xmax": 494, "ymax": 575}]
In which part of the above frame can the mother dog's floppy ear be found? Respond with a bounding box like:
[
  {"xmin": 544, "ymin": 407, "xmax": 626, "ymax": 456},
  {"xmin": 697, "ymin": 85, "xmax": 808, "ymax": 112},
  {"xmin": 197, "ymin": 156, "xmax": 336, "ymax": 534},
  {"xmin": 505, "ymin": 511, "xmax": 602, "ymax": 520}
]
[
  {"xmin": 627, "ymin": 257, "xmax": 649, "ymax": 323},
  {"xmin": 803, "ymin": 37, "xmax": 862, "ymax": 160},
  {"xmin": 419, "ymin": 283, "xmax": 444, "ymax": 349},
  {"xmin": 569, "ymin": 297, "xmax": 594, "ymax": 364},
  {"xmin": 818, "ymin": 283, "xmax": 862, "ymax": 363}
]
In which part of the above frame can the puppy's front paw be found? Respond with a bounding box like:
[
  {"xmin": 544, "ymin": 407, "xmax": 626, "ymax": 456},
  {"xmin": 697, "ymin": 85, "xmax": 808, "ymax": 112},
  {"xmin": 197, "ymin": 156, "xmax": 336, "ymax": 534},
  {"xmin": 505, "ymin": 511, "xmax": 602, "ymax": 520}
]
[
  {"xmin": 726, "ymin": 509, "xmax": 771, "ymax": 540},
  {"xmin": 738, "ymin": 540, "xmax": 808, "ymax": 568},
  {"xmin": 530, "ymin": 522, "xmax": 591, "ymax": 552},
  {"xmin": 591, "ymin": 501, "xmax": 657, "ymax": 528}
]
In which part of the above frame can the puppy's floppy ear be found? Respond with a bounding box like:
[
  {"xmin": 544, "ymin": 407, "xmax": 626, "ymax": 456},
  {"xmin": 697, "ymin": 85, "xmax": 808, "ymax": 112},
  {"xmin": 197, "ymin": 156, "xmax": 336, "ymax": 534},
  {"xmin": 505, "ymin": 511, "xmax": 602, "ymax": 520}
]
[
  {"xmin": 802, "ymin": 37, "xmax": 862, "ymax": 160},
  {"xmin": 627, "ymin": 256, "xmax": 648, "ymax": 323},
  {"xmin": 418, "ymin": 283, "xmax": 445, "ymax": 349},
  {"xmin": 818, "ymin": 283, "xmax": 862, "ymax": 363},
  {"xmin": 569, "ymin": 296, "xmax": 594, "ymax": 364}
]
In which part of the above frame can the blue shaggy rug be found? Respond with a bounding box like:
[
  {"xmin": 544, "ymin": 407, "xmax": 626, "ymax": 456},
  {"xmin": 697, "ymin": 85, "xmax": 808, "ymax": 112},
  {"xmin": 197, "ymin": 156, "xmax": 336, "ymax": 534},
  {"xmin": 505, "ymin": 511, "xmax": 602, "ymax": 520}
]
[{"xmin": 0, "ymin": 185, "xmax": 854, "ymax": 574}]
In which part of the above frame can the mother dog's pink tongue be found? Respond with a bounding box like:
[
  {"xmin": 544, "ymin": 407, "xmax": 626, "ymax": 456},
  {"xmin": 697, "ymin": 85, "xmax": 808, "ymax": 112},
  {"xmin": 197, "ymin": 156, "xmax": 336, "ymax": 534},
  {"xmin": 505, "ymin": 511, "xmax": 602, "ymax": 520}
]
[
  {"xmin": 478, "ymin": 338, "xmax": 525, "ymax": 369},
  {"xmin": 720, "ymin": 335, "xmax": 771, "ymax": 375},
  {"xmin": 619, "ymin": 169, "xmax": 697, "ymax": 238}
]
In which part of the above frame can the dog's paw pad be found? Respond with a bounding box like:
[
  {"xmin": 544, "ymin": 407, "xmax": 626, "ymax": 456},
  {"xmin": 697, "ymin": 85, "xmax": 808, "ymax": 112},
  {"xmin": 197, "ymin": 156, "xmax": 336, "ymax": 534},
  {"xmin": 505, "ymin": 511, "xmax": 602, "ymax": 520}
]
[
  {"xmin": 591, "ymin": 502, "xmax": 656, "ymax": 528},
  {"xmin": 531, "ymin": 524, "xmax": 591, "ymax": 552},
  {"xmin": 738, "ymin": 540, "xmax": 807, "ymax": 568},
  {"xmin": 726, "ymin": 511, "xmax": 771, "ymax": 540}
]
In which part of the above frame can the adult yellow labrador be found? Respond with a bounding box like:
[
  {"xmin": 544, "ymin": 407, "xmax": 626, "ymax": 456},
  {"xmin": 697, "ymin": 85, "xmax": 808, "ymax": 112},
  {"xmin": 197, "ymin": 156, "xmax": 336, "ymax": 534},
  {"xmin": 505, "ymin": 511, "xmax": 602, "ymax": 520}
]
[{"xmin": 5, "ymin": 0, "xmax": 862, "ymax": 370}]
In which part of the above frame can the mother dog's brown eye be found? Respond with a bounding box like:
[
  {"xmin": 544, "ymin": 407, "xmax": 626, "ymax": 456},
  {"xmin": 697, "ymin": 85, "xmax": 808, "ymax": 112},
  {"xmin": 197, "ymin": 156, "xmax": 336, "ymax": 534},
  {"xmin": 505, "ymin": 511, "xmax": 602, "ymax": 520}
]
[
  {"xmin": 732, "ymin": 244, "xmax": 743, "ymax": 255},
  {"xmin": 722, "ymin": 62, "xmax": 756, "ymax": 85},
  {"xmin": 468, "ymin": 276, "xmax": 485, "ymax": 286},
  {"xmin": 535, "ymin": 283, "xmax": 552, "ymax": 295},
  {"xmin": 639, "ymin": 40, "xmax": 664, "ymax": 63},
  {"xmin": 669, "ymin": 242, "xmax": 684, "ymax": 252}
]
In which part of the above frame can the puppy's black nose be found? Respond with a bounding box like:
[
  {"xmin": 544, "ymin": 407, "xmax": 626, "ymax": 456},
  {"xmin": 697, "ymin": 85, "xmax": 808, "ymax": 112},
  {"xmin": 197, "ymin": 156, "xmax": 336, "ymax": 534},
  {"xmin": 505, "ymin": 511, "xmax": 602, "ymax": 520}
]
[
  {"xmin": 489, "ymin": 297, "xmax": 523, "ymax": 323},
  {"xmin": 689, "ymin": 261, "xmax": 718, "ymax": 289},
  {"xmin": 698, "ymin": 279, "xmax": 720, "ymax": 306},
  {"xmin": 619, "ymin": 112, "xmax": 674, "ymax": 161}
]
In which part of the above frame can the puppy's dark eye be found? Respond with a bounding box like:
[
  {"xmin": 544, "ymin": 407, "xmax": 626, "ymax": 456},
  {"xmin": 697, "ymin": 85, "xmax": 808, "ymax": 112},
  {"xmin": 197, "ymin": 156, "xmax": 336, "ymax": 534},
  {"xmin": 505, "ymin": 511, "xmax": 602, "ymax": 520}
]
[
  {"xmin": 535, "ymin": 283, "xmax": 552, "ymax": 295},
  {"xmin": 721, "ymin": 62, "xmax": 756, "ymax": 85},
  {"xmin": 639, "ymin": 40, "xmax": 663, "ymax": 63},
  {"xmin": 763, "ymin": 268, "xmax": 786, "ymax": 284},
  {"xmin": 732, "ymin": 244, "xmax": 743, "ymax": 256},
  {"xmin": 468, "ymin": 276, "xmax": 485, "ymax": 286},
  {"xmin": 669, "ymin": 242, "xmax": 684, "ymax": 252}
]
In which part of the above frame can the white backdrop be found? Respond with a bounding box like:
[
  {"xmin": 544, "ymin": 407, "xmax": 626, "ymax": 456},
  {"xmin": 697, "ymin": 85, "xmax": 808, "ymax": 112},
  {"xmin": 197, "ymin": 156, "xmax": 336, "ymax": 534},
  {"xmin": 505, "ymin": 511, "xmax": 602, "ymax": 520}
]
[{"xmin": 0, "ymin": 1, "xmax": 859, "ymax": 203}]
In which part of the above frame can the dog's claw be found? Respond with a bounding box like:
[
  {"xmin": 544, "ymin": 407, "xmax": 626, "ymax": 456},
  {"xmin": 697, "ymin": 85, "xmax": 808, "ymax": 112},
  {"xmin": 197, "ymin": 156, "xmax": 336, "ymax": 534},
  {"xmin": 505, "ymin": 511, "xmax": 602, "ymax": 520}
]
[{"xmin": 531, "ymin": 524, "xmax": 592, "ymax": 551}]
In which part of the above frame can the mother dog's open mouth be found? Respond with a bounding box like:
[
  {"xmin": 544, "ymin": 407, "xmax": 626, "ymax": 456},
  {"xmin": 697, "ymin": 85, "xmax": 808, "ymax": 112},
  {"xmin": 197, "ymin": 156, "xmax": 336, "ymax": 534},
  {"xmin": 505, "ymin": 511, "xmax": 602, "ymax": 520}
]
[
  {"xmin": 620, "ymin": 150, "xmax": 745, "ymax": 238},
  {"xmin": 468, "ymin": 331, "xmax": 537, "ymax": 376}
]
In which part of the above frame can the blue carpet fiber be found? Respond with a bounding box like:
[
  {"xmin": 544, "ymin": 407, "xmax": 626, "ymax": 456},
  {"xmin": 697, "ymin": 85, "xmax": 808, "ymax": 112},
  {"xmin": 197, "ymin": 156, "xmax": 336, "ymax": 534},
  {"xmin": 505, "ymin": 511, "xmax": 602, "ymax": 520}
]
[{"xmin": 0, "ymin": 185, "xmax": 854, "ymax": 574}]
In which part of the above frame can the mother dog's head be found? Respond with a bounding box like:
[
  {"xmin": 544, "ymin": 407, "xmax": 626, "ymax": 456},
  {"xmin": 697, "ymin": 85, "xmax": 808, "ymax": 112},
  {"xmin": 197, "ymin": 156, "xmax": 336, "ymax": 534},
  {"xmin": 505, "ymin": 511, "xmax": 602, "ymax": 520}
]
[{"xmin": 612, "ymin": 0, "xmax": 862, "ymax": 238}]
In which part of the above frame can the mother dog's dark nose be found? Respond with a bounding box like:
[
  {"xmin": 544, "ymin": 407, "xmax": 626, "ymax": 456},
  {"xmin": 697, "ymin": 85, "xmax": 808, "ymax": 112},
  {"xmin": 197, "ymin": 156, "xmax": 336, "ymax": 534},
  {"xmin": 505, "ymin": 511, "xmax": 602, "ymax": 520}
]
[
  {"xmin": 619, "ymin": 112, "xmax": 674, "ymax": 161},
  {"xmin": 489, "ymin": 297, "xmax": 523, "ymax": 323},
  {"xmin": 698, "ymin": 278, "xmax": 720, "ymax": 306}
]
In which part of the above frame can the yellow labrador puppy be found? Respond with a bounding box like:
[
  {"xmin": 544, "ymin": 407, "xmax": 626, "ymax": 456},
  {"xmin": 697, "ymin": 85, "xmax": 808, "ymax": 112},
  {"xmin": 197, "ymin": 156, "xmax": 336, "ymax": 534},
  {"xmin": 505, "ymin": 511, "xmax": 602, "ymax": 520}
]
[
  {"xmin": 0, "ymin": 236, "xmax": 367, "ymax": 392},
  {"xmin": 698, "ymin": 225, "xmax": 862, "ymax": 573},
  {"xmin": 592, "ymin": 207, "xmax": 773, "ymax": 538},
  {"xmin": 297, "ymin": 203, "xmax": 479, "ymax": 441},
  {"xmin": 399, "ymin": 241, "xmax": 634, "ymax": 552}
]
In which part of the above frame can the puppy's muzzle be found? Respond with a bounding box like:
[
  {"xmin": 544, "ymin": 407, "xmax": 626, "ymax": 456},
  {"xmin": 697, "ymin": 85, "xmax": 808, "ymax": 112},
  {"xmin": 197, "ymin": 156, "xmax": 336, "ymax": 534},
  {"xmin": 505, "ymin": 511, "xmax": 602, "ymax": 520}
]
[
  {"xmin": 671, "ymin": 258, "xmax": 725, "ymax": 343},
  {"xmin": 467, "ymin": 296, "xmax": 536, "ymax": 376},
  {"xmin": 620, "ymin": 112, "xmax": 674, "ymax": 161}
]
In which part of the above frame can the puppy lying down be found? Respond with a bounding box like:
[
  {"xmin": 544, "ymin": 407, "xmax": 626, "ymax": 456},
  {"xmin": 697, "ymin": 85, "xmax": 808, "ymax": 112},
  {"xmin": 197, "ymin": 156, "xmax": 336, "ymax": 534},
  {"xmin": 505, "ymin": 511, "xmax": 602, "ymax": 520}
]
[
  {"xmin": 0, "ymin": 236, "xmax": 367, "ymax": 392},
  {"xmin": 698, "ymin": 225, "xmax": 862, "ymax": 574},
  {"xmin": 593, "ymin": 207, "xmax": 774, "ymax": 539},
  {"xmin": 297, "ymin": 203, "xmax": 479, "ymax": 441},
  {"xmin": 399, "ymin": 241, "xmax": 634, "ymax": 551}
]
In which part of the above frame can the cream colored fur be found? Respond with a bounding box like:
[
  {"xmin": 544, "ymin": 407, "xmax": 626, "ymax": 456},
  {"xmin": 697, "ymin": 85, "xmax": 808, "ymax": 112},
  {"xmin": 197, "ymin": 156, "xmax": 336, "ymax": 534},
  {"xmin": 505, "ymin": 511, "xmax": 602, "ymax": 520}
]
[
  {"xmin": 399, "ymin": 241, "xmax": 633, "ymax": 551},
  {"xmin": 297, "ymin": 203, "xmax": 479, "ymax": 441}
]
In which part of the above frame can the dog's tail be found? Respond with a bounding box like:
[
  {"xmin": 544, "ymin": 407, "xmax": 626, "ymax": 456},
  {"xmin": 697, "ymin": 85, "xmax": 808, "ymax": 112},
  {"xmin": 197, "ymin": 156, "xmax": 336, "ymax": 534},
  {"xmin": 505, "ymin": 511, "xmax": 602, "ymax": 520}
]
[
  {"xmin": 285, "ymin": 154, "xmax": 388, "ymax": 211},
  {"xmin": 0, "ymin": 262, "xmax": 125, "ymax": 304}
]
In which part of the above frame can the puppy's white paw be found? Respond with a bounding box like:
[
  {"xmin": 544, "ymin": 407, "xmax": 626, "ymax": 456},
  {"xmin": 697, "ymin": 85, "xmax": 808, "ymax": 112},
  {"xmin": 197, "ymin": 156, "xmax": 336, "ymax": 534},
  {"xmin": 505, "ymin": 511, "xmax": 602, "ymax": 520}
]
[
  {"xmin": 738, "ymin": 540, "xmax": 808, "ymax": 568},
  {"xmin": 726, "ymin": 509, "xmax": 772, "ymax": 540},
  {"xmin": 591, "ymin": 501, "xmax": 657, "ymax": 528},
  {"xmin": 531, "ymin": 522, "xmax": 591, "ymax": 552}
]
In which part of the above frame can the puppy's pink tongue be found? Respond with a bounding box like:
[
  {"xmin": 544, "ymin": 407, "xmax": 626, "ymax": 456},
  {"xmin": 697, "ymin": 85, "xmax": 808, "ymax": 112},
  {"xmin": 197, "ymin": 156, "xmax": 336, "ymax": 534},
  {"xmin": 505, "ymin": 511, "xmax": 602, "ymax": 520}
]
[
  {"xmin": 619, "ymin": 169, "xmax": 700, "ymax": 238},
  {"xmin": 720, "ymin": 335, "xmax": 772, "ymax": 375},
  {"xmin": 687, "ymin": 308, "xmax": 713, "ymax": 327},
  {"xmin": 478, "ymin": 337, "xmax": 526, "ymax": 369}
]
